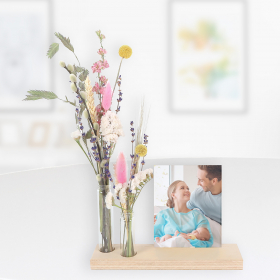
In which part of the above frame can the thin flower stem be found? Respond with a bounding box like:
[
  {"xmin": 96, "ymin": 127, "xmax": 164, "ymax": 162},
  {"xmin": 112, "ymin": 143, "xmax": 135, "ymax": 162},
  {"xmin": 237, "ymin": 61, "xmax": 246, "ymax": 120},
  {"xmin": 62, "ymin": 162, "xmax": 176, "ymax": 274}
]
[
  {"xmin": 112, "ymin": 58, "xmax": 123, "ymax": 98},
  {"xmin": 113, "ymin": 204, "xmax": 125, "ymax": 210},
  {"xmin": 76, "ymin": 140, "xmax": 97, "ymax": 174},
  {"xmin": 83, "ymin": 137, "xmax": 95, "ymax": 167},
  {"xmin": 74, "ymin": 53, "xmax": 81, "ymax": 66}
]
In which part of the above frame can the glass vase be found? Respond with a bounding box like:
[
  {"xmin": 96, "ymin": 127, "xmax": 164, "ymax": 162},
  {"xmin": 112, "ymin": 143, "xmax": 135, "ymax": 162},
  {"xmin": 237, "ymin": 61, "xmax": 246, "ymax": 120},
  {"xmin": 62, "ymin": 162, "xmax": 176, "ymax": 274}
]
[
  {"xmin": 120, "ymin": 211, "xmax": 136, "ymax": 257},
  {"xmin": 97, "ymin": 185, "xmax": 114, "ymax": 253}
]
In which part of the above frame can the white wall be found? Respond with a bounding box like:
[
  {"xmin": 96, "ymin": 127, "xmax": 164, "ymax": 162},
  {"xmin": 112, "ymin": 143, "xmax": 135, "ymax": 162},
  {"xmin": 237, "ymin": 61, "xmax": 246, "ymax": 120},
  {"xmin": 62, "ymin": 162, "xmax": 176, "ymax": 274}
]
[{"xmin": 52, "ymin": 0, "xmax": 280, "ymax": 160}]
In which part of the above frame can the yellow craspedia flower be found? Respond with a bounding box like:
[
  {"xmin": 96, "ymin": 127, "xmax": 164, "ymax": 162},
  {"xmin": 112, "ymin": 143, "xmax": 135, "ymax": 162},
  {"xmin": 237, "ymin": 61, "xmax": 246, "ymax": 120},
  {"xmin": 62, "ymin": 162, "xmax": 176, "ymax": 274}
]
[
  {"xmin": 119, "ymin": 45, "xmax": 132, "ymax": 59},
  {"xmin": 135, "ymin": 144, "xmax": 147, "ymax": 157}
]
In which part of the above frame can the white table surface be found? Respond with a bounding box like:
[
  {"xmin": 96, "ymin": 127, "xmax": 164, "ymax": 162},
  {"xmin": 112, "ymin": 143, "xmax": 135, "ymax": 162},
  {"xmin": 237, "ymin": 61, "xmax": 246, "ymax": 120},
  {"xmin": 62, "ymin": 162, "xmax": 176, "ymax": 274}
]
[{"xmin": 0, "ymin": 158, "xmax": 279, "ymax": 279}]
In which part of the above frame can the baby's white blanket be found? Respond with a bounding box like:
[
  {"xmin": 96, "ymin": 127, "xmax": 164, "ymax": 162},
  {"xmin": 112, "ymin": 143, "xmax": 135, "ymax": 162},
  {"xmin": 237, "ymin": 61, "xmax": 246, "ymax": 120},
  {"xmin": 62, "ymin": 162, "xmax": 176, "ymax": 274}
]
[{"xmin": 154, "ymin": 236, "xmax": 194, "ymax": 248}]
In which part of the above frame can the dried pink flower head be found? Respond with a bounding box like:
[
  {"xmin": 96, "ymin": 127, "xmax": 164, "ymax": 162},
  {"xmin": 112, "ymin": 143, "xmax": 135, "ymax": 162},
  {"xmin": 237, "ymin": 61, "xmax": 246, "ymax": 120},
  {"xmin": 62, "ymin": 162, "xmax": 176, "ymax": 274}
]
[
  {"xmin": 97, "ymin": 48, "xmax": 107, "ymax": 55},
  {"xmin": 96, "ymin": 104, "xmax": 102, "ymax": 113},
  {"xmin": 100, "ymin": 76, "xmax": 108, "ymax": 85},
  {"xmin": 101, "ymin": 60, "xmax": 109, "ymax": 69},
  {"xmin": 91, "ymin": 61, "xmax": 102, "ymax": 73},
  {"xmin": 99, "ymin": 87, "xmax": 105, "ymax": 95},
  {"xmin": 92, "ymin": 82, "xmax": 100, "ymax": 93}
]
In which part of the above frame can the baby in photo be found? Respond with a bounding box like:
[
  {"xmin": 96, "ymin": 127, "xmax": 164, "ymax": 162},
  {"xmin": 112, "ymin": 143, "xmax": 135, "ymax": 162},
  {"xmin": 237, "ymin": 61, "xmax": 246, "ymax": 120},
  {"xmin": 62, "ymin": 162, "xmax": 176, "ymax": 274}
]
[{"xmin": 155, "ymin": 226, "xmax": 211, "ymax": 243}]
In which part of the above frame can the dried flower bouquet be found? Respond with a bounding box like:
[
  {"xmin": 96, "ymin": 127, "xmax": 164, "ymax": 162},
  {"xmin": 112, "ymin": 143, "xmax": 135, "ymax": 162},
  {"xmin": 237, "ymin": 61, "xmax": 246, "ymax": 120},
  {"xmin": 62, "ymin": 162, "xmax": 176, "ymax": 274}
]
[
  {"xmin": 104, "ymin": 101, "xmax": 153, "ymax": 257},
  {"xmin": 23, "ymin": 30, "xmax": 134, "ymax": 253}
]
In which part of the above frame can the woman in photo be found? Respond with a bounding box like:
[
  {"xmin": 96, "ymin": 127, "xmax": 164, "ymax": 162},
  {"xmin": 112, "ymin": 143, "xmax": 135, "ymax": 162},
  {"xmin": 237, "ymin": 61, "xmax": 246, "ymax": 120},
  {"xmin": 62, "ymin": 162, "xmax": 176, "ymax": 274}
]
[{"xmin": 154, "ymin": 180, "xmax": 213, "ymax": 248}]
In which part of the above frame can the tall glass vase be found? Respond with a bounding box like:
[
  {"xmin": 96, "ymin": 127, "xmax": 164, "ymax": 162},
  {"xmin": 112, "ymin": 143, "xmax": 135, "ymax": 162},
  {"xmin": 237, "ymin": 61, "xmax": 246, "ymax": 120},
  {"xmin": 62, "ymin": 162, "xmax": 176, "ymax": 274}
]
[
  {"xmin": 120, "ymin": 211, "xmax": 136, "ymax": 257},
  {"xmin": 97, "ymin": 185, "xmax": 114, "ymax": 253}
]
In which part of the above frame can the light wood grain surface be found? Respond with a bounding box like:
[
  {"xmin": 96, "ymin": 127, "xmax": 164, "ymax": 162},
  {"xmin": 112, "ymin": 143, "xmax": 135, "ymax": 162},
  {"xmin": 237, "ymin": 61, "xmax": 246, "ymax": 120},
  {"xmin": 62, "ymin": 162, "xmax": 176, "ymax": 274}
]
[{"xmin": 90, "ymin": 244, "xmax": 243, "ymax": 270}]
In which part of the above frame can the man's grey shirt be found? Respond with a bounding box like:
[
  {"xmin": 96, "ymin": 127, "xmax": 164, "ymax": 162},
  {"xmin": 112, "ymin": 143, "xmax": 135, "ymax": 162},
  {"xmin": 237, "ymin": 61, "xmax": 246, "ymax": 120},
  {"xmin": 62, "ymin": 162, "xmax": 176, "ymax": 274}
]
[{"xmin": 187, "ymin": 187, "xmax": 222, "ymax": 225}]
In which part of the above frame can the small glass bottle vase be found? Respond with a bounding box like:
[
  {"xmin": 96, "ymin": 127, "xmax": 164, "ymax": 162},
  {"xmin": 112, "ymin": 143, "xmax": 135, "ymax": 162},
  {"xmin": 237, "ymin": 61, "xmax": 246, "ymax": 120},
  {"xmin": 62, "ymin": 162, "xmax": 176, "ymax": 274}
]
[
  {"xmin": 120, "ymin": 211, "xmax": 136, "ymax": 257},
  {"xmin": 97, "ymin": 185, "xmax": 114, "ymax": 253}
]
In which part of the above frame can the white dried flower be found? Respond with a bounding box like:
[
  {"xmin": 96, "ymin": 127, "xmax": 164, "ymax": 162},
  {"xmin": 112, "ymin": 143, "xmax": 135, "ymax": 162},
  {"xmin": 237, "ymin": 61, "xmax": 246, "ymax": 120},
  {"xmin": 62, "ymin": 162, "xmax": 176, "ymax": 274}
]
[
  {"xmin": 137, "ymin": 171, "xmax": 147, "ymax": 181},
  {"xmin": 71, "ymin": 130, "xmax": 82, "ymax": 141},
  {"xmin": 130, "ymin": 176, "xmax": 141, "ymax": 194},
  {"xmin": 69, "ymin": 74, "xmax": 77, "ymax": 82},
  {"xmin": 114, "ymin": 183, "xmax": 123, "ymax": 196},
  {"xmin": 67, "ymin": 64, "xmax": 74, "ymax": 72},
  {"xmin": 147, "ymin": 168, "xmax": 153, "ymax": 174},
  {"xmin": 59, "ymin": 61, "xmax": 66, "ymax": 67},
  {"xmin": 105, "ymin": 192, "xmax": 113, "ymax": 209},
  {"xmin": 129, "ymin": 169, "xmax": 153, "ymax": 193},
  {"xmin": 100, "ymin": 111, "xmax": 124, "ymax": 143},
  {"xmin": 70, "ymin": 82, "xmax": 77, "ymax": 92},
  {"xmin": 80, "ymin": 91, "xmax": 87, "ymax": 100},
  {"xmin": 83, "ymin": 110, "xmax": 88, "ymax": 119}
]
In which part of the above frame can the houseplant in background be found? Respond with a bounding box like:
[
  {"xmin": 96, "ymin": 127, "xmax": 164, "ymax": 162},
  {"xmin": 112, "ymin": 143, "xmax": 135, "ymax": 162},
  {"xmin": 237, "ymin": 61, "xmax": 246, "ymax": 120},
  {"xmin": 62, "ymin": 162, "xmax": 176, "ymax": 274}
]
[
  {"xmin": 105, "ymin": 110, "xmax": 153, "ymax": 257},
  {"xmin": 23, "ymin": 30, "xmax": 134, "ymax": 253}
]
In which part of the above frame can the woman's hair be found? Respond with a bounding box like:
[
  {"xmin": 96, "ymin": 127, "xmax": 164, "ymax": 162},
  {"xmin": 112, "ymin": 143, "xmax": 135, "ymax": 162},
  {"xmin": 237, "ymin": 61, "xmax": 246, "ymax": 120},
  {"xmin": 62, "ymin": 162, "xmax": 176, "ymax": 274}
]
[{"xmin": 166, "ymin": 180, "xmax": 184, "ymax": 208}]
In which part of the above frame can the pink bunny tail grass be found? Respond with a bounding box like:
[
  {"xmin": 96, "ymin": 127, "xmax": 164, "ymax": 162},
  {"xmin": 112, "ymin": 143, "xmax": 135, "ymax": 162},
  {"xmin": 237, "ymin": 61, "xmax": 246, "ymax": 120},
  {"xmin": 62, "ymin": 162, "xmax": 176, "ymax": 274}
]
[
  {"xmin": 115, "ymin": 152, "xmax": 127, "ymax": 184},
  {"xmin": 102, "ymin": 81, "xmax": 112, "ymax": 111}
]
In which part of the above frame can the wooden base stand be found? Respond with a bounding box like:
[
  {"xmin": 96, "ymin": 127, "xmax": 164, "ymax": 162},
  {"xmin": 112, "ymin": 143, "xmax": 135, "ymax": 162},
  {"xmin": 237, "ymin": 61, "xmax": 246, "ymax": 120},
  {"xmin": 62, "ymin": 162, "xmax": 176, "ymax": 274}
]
[{"xmin": 90, "ymin": 244, "xmax": 243, "ymax": 270}]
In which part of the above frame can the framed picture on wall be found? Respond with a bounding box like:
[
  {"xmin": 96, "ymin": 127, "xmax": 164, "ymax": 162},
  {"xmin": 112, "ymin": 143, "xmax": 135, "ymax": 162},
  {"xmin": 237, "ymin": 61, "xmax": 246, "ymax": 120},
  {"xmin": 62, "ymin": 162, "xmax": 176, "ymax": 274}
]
[
  {"xmin": 154, "ymin": 165, "xmax": 222, "ymax": 248},
  {"xmin": 0, "ymin": 0, "xmax": 53, "ymax": 112},
  {"xmin": 169, "ymin": 0, "xmax": 246, "ymax": 113}
]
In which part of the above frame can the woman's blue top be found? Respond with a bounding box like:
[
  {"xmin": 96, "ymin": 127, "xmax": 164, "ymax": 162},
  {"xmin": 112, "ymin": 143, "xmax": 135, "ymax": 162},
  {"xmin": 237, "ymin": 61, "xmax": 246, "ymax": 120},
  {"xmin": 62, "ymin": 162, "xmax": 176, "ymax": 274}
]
[{"xmin": 154, "ymin": 208, "xmax": 213, "ymax": 248}]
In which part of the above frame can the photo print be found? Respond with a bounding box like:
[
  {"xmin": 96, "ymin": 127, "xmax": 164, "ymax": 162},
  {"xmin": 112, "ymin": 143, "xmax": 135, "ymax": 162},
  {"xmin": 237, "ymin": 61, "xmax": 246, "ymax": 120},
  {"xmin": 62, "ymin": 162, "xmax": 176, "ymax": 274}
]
[{"xmin": 154, "ymin": 165, "xmax": 222, "ymax": 248}]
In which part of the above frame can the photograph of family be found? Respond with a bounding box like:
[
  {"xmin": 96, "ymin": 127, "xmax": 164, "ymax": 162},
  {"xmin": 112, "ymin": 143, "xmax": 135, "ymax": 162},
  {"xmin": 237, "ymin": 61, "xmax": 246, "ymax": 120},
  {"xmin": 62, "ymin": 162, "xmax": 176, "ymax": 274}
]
[{"xmin": 154, "ymin": 165, "xmax": 222, "ymax": 248}]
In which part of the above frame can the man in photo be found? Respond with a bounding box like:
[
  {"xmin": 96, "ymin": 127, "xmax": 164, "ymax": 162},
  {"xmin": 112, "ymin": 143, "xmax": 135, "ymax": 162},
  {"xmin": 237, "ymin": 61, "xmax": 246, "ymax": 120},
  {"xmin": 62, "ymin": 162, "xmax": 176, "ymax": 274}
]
[{"xmin": 187, "ymin": 165, "xmax": 222, "ymax": 225}]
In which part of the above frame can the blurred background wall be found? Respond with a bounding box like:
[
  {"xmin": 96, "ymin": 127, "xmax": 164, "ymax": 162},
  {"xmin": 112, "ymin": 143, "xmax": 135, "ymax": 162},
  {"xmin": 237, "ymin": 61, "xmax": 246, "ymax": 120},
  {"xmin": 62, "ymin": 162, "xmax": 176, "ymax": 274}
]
[{"xmin": 0, "ymin": 0, "xmax": 280, "ymax": 175}]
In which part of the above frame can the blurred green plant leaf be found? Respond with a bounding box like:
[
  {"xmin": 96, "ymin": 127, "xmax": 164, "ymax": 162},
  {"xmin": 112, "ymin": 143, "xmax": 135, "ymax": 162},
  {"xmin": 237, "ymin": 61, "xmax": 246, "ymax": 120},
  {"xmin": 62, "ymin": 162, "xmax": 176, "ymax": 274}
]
[
  {"xmin": 79, "ymin": 69, "xmax": 89, "ymax": 82},
  {"xmin": 23, "ymin": 95, "xmax": 43, "ymax": 101},
  {"xmin": 79, "ymin": 103, "xmax": 85, "ymax": 118},
  {"xmin": 54, "ymin": 32, "xmax": 74, "ymax": 52},
  {"xmin": 23, "ymin": 90, "xmax": 58, "ymax": 101},
  {"xmin": 79, "ymin": 81, "xmax": 85, "ymax": 91},
  {"xmin": 46, "ymin": 43, "xmax": 59, "ymax": 59},
  {"xmin": 75, "ymin": 65, "xmax": 84, "ymax": 72},
  {"xmin": 64, "ymin": 95, "xmax": 76, "ymax": 106},
  {"xmin": 85, "ymin": 130, "xmax": 92, "ymax": 139}
]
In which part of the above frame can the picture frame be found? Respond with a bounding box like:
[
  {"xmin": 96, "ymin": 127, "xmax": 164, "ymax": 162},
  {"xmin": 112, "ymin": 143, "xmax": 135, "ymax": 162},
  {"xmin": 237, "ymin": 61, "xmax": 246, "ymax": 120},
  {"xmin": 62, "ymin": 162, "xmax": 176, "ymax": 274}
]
[
  {"xmin": 169, "ymin": 0, "xmax": 247, "ymax": 113},
  {"xmin": 0, "ymin": 0, "xmax": 54, "ymax": 112},
  {"xmin": 154, "ymin": 165, "xmax": 222, "ymax": 248}
]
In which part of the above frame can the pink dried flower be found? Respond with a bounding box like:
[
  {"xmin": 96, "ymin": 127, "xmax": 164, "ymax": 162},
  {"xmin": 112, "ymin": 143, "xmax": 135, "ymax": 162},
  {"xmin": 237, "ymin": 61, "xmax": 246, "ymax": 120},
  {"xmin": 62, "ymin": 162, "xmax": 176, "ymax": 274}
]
[
  {"xmin": 97, "ymin": 48, "xmax": 107, "ymax": 55},
  {"xmin": 101, "ymin": 60, "xmax": 109, "ymax": 69},
  {"xmin": 100, "ymin": 87, "xmax": 105, "ymax": 95},
  {"xmin": 100, "ymin": 76, "xmax": 108, "ymax": 85},
  {"xmin": 92, "ymin": 82, "xmax": 100, "ymax": 93},
  {"xmin": 96, "ymin": 104, "xmax": 102, "ymax": 113},
  {"xmin": 91, "ymin": 61, "xmax": 102, "ymax": 73}
]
